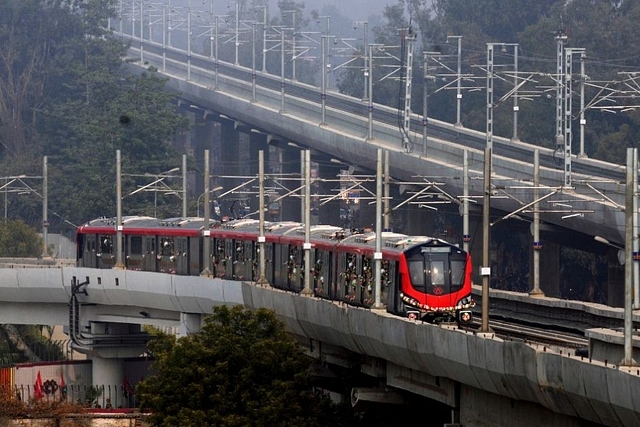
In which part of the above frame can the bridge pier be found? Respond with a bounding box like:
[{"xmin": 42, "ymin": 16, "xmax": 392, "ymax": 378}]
[
  {"xmin": 317, "ymin": 162, "xmax": 343, "ymax": 227},
  {"xmin": 459, "ymin": 384, "xmax": 582, "ymax": 427},
  {"xmin": 194, "ymin": 114, "xmax": 220, "ymax": 203},
  {"xmin": 91, "ymin": 354, "xmax": 124, "ymax": 394},
  {"xmin": 280, "ymin": 146, "xmax": 302, "ymax": 222},
  {"xmin": 249, "ymin": 132, "xmax": 269, "ymax": 216},
  {"xmin": 605, "ymin": 247, "xmax": 625, "ymax": 307},
  {"xmin": 178, "ymin": 312, "xmax": 202, "ymax": 337},
  {"xmin": 537, "ymin": 240, "xmax": 560, "ymax": 297}
]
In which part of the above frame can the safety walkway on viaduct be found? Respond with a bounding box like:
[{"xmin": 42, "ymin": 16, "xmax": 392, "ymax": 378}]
[{"xmin": 1, "ymin": 265, "xmax": 639, "ymax": 427}]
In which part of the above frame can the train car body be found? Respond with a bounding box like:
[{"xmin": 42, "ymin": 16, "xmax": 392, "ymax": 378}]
[
  {"xmin": 76, "ymin": 217, "xmax": 474, "ymax": 324},
  {"xmin": 76, "ymin": 216, "xmax": 209, "ymax": 276}
]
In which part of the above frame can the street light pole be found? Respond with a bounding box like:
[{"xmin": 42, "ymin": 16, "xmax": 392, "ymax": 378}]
[
  {"xmin": 354, "ymin": 21, "xmax": 369, "ymax": 101},
  {"xmin": 282, "ymin": 10, "xmax": 296, "ymax": 81},
  {"xmin": 235, "ymin": 0, "xmax": 240, "ymax": 65},
  {"xmin": 257, "ymin": 6, "xmax": 268, "ymax": 72},
  {"xmin": 182, "ymin": 154, "xmax": 187, "ymax": 218},
  {"xmin": 321, "ymin": 35, "xmax": 335, "ymax": 125},
  {"xmin": 187, "ymin": 7, "xmax": 192, "ymax": 80},
  {"xmin": 201, "ymin": 149, "xmax": 212, "ymax": 276},
  {"xmin": 279, "ymin": 27, "xmax": 287, "ymax": 113},
  {"xmin": 251, "ymin": 22, "xmax": 257, "ymax": 102},
  {"xmin": 257, "ymin": 150, "xmax": 268, "ymax": 285},
  {"xmin": 423, "ymin": 51, "xmax": 440, "ymax": 156},
  {"xmin": 373, "ymin": 148, "xmax": 383, "ymax": 308},
  {"xmin": 41, "ymin": 156, "xmax": 49, "ymax": 259},
  {"xmin": 447, "ymin": 35, "xmax": 463, "ymax": 126},
  {"xmin": 115, "ymin": 150, "xmax": 124, "ymax": 269}
]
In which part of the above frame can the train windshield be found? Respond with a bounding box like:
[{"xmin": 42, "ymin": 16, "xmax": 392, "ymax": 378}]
[{"xmin": 407, "ymin": 246, "xmax": 465, "ymax": 295}]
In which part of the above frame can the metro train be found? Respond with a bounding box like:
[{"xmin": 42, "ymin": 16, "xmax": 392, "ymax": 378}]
[{"xmin": 76, "ymin": 216, "xmax": 475, "ymax": 324}]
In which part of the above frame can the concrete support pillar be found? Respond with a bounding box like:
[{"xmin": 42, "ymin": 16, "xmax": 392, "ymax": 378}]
[
  {"xmin": 404, "ymin": 206, "xmax": 430, "ymax": 236},
  {"xmin": 178, "ymin": 312, "xmax": 202, "ymax": 337},
  {"xmin": 357, "ymin": 179, "xmax": 377, "ymax": 230},
  {"xmin": 249, "ymin": 133, "xmax": 269, "ymax": 215},
  {"xmin": 219, "ymin": 122, "xmax": 241, "ymax": 219},
  {"xmin": 174, "ymin": 108, "xmax": 195, "ymax": 153},
  {"xmin": 539, "ymin": 241, "xmax": 560, "ymax": 298},
  {"xmin": 91, "ymin": 354, "xmax": 124, "ymax": 392},
  {"xmin": 193, "ymin": 115, "xmax": 219, "ymax": 200},
  {"xmin": 317, "ymin": 162, "xmax": 342, "ymax": 227},
  {"xmin": 280, "ymin": 146, "xmax": 301, "ymax": 222},
  {"xmin": 606, "ymin": 247, "xmax": 624, "ymax": 307}
]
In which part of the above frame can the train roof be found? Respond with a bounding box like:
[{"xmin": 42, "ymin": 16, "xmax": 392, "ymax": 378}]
[
  {"xmin": 283, "ymin": 224, "xmax": 344, "ymax": 237},
  {"xmin": 78, "ymin": 216, "xmax": 216, "ymax": 233}
]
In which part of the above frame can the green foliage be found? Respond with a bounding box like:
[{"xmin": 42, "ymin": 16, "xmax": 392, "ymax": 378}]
[
  {"xmin": 0, "ymin": 219, "xmax": 42, "ymax": 257},
  {"xmin": 138, "ymin": 305, "xmax": 350, "ymax": 427},
  {"xmin": 0, "ymin": 0, "xmax": 189, "ymax": 229},
  {"xmin": 353, "ymin": 0, "xmax": 640, "ymax": 163}
]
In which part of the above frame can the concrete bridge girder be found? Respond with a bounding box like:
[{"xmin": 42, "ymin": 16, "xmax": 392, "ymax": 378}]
[
  {"xmin": 1, "ymin": 266, "xmax": 640, "ymax": 425},
  {"xmin": 148, "ymin": 56, "xmax": 627, "ymax": 249}
]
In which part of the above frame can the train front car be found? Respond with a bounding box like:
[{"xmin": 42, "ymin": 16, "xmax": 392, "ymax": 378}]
[{"xmin": 396, "ymin": 237, "xmax": 474, "ymax": 325}]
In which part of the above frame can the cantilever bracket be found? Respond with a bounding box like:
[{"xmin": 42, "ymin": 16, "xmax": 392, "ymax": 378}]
[{"xmin": 71, "ymin": 276, "xmax": 89, "ymax": 296}]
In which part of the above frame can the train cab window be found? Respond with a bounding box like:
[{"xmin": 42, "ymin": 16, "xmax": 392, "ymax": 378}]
[
  {"xmin": 429, "ymin": 260, "xmax": 445, "ymax": 286},
  {"xmin": 100, "ymin": 236, "xmax": 113, "ymax": 254},
  {"xmin": 408, "ymin": 260, "xmax": 425, "ymax": 291},
  {"xmin": 130, "ymin": 236, "xmax": 142, "ymax": 255}
]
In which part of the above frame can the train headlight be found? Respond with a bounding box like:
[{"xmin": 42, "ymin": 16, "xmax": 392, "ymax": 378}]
[{"xmin": 458, "ymin": 310, "xmax": 472, "ymax": 323}]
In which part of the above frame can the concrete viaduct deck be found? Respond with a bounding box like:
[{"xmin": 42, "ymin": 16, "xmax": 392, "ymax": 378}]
[
  {"xmin": 1, "ymin": 266, "xmax": 639, "ymax": 426},
  {"xmin": 125, "ymin": 39, "xmax": 630, "ymax": 247}
]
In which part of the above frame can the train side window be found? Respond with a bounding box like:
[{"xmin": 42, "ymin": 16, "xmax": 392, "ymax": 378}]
[
  {"xmin": 450, "ymin": 254, "xmax": 466, "ymax": 292},
  {"xmin": 161, "ymin": 237, "xmax": 173, "ymax": 256},
  {"xmin": 100, "ymin": 236, "xmax": 113, "ymax": 254},
  {"xmin": 408, "ymin": 260, "xmax": 425, "ymax": 290},
  {"xmin": 130, "ymin": 236, "xmax": 142, "ymax": 255}
]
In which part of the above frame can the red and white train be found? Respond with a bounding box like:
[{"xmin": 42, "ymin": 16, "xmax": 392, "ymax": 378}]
[{"xmin": 76, "ymin": 216, "xmax": 475, "ymax": 324}]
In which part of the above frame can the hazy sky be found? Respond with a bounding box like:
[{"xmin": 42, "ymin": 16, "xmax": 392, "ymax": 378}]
[{"xmin": 268, "ymin": 0, "xmax": 389, "ymax": 22}]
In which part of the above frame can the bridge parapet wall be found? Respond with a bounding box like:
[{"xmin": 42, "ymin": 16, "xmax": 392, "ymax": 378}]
[{"xmin": 0, "ymin": 268, "xmax": 638, "ymax": 426}]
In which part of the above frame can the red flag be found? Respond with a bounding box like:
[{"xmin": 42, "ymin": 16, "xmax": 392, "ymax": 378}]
[
  {"xmin": 34, "ymin": 371, "xmax": 44, "ymax": 400},
  {"xmin": 123, "ymin": 376, "xmax": 134, "ymax": 398},
  {"xmin": 59, "ymin": 372, "xmax": 67, "ymax": 398}
]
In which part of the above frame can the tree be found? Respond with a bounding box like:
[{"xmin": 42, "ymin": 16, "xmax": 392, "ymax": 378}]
[
  {"xmin": 138, "ymin": 305, "xmax": 350, "ymax": 427},
  {"xmin": 0, "ymin": 0, "xmax": 189, "ymax": 229},
  {"xmin": 0, "ymin": 219, "xmax": 41, "ymax": 257}
]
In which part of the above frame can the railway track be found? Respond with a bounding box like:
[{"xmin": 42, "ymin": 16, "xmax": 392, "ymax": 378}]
[{"xmin": 464, "ymin": 318, "xmax": 589, "ymax": 352}]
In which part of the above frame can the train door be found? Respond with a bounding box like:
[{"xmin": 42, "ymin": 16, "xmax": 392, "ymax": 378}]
[
  {"xmin": 264, "ymin": 242, "xmax": 274, "ymax": 283},
  {"xmin": 283, "ymin": 244, "xmax": 300, "ymax": 291},
  {"xmin": 174, "ymin": 237, "xmax": 188, "ymax": 275},
  {"xmin": 127, "ymin": 236, "xmax": 144, "ymax": 270},
  {"xmin": 379, "ymin": 259, "xmax": 392, "ymax": 307},
  {"xmin": 361, "ymin": 256, "xmax": 374, "ymax": 306},
  {"xmin": 337, "ymin": 252, "xmax": 358, "ymax": 303},
  {"xmin": 387, "ymin": 260, "xmax": 404, "ymax": 315},
  {"xmin": 243, "ymin": 240, "xmax": 254, "ymax": 281},
  {"xmin": 273, "ymin": 243, "xmax": 288, "ymax": 288},
  {"xmin": 98, "ymin": 235, "xmax": 115, "ymax": 269},
  {"xmin": 189, "ymin": 236, "xmax": 201, "ymax": 276},
  {"xmin": 81, "ymin": 234, "xmax": 97, "ymax": 268},
  {"xmin": 224, "ymin": 239, "xmax": 234, "ymax": 280},
  {"xmin": 313, "ymin": 249, "xmax": 330, "ymax": 298},
  {"xmin": 157, "ymin": 236, "xmax": 175, "ymax": 273},
  {"xmin": 143, "ymin": 236, "xmax": 156, "ymax": 272}
]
